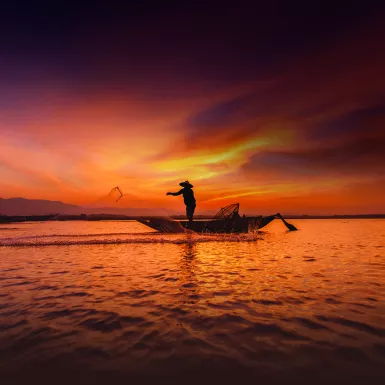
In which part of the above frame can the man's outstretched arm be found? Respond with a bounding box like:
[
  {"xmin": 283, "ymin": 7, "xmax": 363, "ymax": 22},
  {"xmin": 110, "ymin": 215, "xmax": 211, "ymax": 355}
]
[{"xmin": 166, "ymin": 189, "xmax": 183, "ymax": 196}]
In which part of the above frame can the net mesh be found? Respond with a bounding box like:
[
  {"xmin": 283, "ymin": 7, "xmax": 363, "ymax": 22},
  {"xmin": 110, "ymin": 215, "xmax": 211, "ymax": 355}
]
[{"xmin": 213, "ymin": 203, "xmax": 240, "ymax": 220}]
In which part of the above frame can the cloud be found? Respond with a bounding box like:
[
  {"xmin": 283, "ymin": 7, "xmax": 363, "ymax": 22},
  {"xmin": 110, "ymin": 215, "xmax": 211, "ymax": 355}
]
[
  {"xmin": 307, "ymin": 103, "xmax": 385, "ymax": 142},
  {"xmin": 1, "ymin": 8, "xmax": 385, "ymax": 213},
  {"xmin": 242, "ymin": 136, "xmax": 385, "ymax": 178},
  {"xmin": 186, "ymin": 91, "xmax": 261, "ymax": 130}
]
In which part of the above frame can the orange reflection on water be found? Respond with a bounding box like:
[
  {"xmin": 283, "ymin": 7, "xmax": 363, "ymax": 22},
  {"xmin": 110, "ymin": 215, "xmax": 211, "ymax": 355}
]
[{"xmin": 0, "ymin": 219, "xmax": 384, "ymax": 379}]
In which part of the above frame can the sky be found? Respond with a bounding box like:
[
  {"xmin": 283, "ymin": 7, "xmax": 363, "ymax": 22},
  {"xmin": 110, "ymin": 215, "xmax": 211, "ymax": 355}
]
[{"xmin": 1, "ymin": 1, "xmax": 385, "ymax": 215}]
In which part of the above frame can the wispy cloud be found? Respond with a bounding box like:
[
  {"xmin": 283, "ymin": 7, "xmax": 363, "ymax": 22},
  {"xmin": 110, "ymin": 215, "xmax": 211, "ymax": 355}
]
[{"xmin": 0, "ymin": 14, "xmax": 385, "ymax": 213}]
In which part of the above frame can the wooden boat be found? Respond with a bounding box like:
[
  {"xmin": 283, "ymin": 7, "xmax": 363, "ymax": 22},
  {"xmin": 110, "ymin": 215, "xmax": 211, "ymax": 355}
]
[{"xmin": 137, "ymin": 203, "xmax": 297, "ymax": 233}]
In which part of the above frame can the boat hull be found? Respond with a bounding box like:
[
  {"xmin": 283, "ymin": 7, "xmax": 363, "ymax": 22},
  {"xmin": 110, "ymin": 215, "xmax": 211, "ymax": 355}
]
[
  {"xmin": 137, "ymin": 215, "xmax": 277, "ymax": 234},
  {"xmin": 180, "ymin": 218, "xmax": 250, "ymax": 233}
]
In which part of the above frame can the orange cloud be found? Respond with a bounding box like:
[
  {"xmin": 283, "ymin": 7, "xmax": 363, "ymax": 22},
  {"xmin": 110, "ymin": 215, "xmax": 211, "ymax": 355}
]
[{"xmin": 1, "ymin": 17, "xmax": 385, "ymax": 214}]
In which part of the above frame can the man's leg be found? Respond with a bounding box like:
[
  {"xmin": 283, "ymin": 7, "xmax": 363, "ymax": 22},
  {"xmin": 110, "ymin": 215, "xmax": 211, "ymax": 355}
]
[{"xmin": 186, "ymin": 205, "xmax": 196, "ymax": 221}]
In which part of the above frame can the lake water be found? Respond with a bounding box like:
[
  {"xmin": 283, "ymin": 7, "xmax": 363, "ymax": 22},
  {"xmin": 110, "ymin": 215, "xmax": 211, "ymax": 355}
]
[{"xmin": 0, "ymin": 219, "xmax": 385, "ymax": 384}]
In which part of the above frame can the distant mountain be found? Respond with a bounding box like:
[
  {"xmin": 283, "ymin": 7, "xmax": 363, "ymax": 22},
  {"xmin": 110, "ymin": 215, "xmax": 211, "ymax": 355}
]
[
  {"xmin": 0, "ymin": 197, "xmax": 177, "ymax": 216},
  {"xmin": 0, "ymin": 198, "xmax": 79, "ymax": 216}
]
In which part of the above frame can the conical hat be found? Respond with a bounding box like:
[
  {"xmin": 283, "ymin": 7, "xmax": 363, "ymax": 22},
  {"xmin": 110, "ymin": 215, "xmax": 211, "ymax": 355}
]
[{"xmin": 179, "ymin": 180, "xmax": 193, "ymax": 188}]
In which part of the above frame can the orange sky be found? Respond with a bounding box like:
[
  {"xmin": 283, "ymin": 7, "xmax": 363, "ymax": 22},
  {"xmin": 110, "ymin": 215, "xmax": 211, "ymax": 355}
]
[{"xmin": 1, "ymin": 4, "xmax": 385, "ymax": 215}]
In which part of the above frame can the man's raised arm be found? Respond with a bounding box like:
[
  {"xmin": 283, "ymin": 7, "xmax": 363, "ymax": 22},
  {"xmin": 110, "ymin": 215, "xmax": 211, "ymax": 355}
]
[{"xmin": 166, "ymin": 189, "xmax": 183, "ymax": 196}]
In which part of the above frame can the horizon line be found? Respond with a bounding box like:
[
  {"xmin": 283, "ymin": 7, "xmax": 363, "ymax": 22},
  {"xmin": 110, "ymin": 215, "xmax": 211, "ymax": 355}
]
[{"xmin": 1, "ymin": 196, "xmax": 384, "ymax": 217}]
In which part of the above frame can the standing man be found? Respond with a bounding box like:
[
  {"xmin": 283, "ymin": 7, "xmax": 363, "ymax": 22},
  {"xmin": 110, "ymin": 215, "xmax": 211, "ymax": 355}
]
[{"xmin": 167, "ymin": 181, "xmax": 196, "ymax": 222}]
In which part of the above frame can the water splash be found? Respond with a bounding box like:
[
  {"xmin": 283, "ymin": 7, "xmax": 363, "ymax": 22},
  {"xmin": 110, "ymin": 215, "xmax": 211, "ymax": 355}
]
[{"xmin": 0, "ymin": 233, "xmax": 261, "ymax": 247}]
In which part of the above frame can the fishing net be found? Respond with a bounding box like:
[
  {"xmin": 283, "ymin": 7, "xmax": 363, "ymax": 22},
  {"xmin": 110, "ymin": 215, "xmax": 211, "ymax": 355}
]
[
  {"xmin": 109, "ymin": 186, "xmax": 126, "ymax": 202},
  {"xmin": 213, "ymin": 203, "xmax": 240, "ymax": 220}
]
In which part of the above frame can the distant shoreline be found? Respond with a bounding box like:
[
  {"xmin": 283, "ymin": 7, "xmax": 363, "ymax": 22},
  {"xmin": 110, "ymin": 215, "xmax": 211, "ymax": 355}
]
[
  {"xmin": 173, "ymin": 214, "xmax": 385, "ymax": 219},
  {"xmin": 1, "ymin": 213, "xmax": 385, "ymax": 224}
]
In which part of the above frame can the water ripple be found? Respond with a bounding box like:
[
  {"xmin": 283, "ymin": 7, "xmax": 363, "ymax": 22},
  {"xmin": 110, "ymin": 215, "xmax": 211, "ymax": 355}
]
[{"xmin": 0, "ymin": 219, "xmax": 385, "ymax": 382}]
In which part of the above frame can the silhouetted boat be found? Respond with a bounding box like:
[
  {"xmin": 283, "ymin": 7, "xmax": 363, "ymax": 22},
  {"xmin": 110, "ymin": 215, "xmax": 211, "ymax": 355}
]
[{"xmin": 137, "ymin": 203, "xmax": 297, "ymax": 233}]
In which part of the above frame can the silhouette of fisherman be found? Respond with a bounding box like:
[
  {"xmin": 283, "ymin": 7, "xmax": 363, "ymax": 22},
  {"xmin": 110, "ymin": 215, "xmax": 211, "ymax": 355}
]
[{"xmin": 167, "ymin": 181, "xmax": 196, "ymax": 222}]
